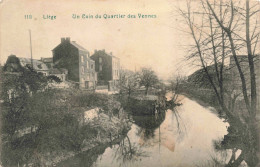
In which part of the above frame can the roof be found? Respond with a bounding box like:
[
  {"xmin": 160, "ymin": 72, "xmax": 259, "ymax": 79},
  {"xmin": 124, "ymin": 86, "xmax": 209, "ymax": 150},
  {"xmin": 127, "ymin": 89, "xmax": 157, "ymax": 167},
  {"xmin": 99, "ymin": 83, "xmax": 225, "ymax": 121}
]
[
  {"xmin": 18, "ymin": 57, "xmax": 49, "ymax": 71},
  {"xmin": 41, "ymin": 57, "xmax": 53, "ymax": 63},
  {"xmin": 71, "ymin": 41, "xmax": 88, "ymax": 52},
  {"xmin": 108, "ymin": 53, "xmax": 119, "ymax": 59},
  {"xmin": 111, "ymin": 55, "xmax": 119, "ymax": 59},
  {"xmin": 92, "ymin": 50, "xmax": 119, "ymax": 59},
  {"xmin": 52, "ymin": 39, "xmax": 89, "ymax": 53}
]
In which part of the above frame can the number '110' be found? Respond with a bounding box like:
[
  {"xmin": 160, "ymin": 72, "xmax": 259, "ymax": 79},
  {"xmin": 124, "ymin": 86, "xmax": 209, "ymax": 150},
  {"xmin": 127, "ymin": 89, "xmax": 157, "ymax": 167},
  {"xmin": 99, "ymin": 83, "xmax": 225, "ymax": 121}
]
[{"xmin": 25, "ymin": 15, "xmax": 32, "ymax": 19}]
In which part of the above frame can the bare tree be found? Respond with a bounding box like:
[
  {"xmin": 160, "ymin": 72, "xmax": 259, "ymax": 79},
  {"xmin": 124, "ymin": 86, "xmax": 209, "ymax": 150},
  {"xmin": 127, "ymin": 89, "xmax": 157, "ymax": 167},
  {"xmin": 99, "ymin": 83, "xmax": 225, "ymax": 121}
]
[
  {"xmin": 168, "ymin": 75, "xmax": 186, "ymax": 103},
  {"xmin": 179, "ymin": 0, "xmax": 260, "ymax": 166},
  {"xmin": 206, "ymin": 1, "xmax": 260, "ymax": 166},
  {"xmin": 119, "ymin": 69, "xmax": 139, "ymax": 97},
  {"xmin": 138, "ymin": 68, "xmax": 159, "ymax": 95},
  {"xmin": 206, "ymin": 0, "xmax": 259, "ymax": 118}
]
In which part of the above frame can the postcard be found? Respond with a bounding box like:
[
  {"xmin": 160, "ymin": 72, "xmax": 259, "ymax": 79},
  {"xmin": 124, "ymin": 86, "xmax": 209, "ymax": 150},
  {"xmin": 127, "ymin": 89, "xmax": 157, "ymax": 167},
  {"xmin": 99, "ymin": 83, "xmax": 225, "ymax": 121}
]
[{"xmin": 0, "ymin": 0, "xmax": 260, "ymax": 167}]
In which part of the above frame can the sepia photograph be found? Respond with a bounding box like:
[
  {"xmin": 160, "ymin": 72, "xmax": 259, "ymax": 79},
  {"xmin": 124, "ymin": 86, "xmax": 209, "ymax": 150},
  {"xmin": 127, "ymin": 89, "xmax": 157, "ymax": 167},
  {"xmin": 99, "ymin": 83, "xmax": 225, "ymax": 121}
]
[{"xmin": 0, "ymin": 0, "xmax": 260, "ymax": 166}]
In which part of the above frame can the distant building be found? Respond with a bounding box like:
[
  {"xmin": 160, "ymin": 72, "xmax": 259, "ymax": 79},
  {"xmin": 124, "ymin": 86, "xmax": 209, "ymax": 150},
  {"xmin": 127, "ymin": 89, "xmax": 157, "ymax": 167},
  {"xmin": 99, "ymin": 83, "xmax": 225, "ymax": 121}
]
[
  {"xmin": 229, "ymin": 55, "xmax": 260, "ymax": 110},
  {"xmin": 19, "ymin": 57, "xmax": 49, "ymax": 75},
  {"xmin": 229, "ymin": 55, "xmax": 250, "ymax": 90},
  {"xmin": 3, "ymin": 55, "xmax": 49, "ymax": 75},
  {"xmin": 41, "ymin": 57, "xmax": 53, "ymax": 69},
  {"xmin": 229, "ymin": 55, "xmax": 259, "ymax": 89},
  {"xmin": 49, "ymin": 68, "xmax": 68, "ymax": 82},
  {"xmin": 52, "ymin": 37, "xmax": 97, "ymax": 89},
  {"xmin": 91, "ymin": 50, "xmax": 120, "ymax": 90}
]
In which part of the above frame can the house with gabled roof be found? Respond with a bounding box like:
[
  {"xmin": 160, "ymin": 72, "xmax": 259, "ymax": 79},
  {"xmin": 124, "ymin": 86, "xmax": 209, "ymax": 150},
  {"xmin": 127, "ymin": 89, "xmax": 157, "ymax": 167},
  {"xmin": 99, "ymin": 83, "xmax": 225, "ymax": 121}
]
[{"xmin": 52, "ymin": 37, "xmax": 97, "ymax": 89}]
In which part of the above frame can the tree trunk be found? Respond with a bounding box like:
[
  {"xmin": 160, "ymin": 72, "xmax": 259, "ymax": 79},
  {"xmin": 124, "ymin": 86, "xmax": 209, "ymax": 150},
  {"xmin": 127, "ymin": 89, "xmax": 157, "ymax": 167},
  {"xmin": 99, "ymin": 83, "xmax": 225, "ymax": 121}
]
[
  {"xmin": 226, "ymin": 151, "xmax": 244, "ymax": 167},
  {"xmin": 246, "ymin": 0, "xmax": 257, "ymax": 118},
  {"xmin": 227, "ymin": 32, "xmax": 251, "ymax": 114},
  {"xmin": 128, "ymin": 86, "xmax": 131, "ymax": 97},
  {"xmin": 245, "ymin": 2, "xmax": 259, "ymax": 165},
  {"xmin": 145, "ymin": 87, "xmax": 149, "ymax": 95},
  {"xmin": 256, "ymin": 118, "xmax": 260, "ymax": 167}
]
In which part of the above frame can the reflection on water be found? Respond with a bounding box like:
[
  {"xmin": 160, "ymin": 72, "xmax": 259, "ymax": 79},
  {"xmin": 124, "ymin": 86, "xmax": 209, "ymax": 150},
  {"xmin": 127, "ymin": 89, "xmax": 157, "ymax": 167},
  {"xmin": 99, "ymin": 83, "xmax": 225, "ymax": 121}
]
[
  {"xmin": 59, "ymin": 95, "xmax": 228, "ymax": 167},
  {"xmin": 96, "ymin": 97, "xmax": 228, "ymax": 167},
  {"xmin": 111, "ymin": 135, "xmax": 148, "ymax": 167},
  {"xmin": 57, "ymin": 144, "xmax": 107, "ymax": 167},
  {"xmin": 133, "ymin": 111, "xmax": 165, "ymax": 142}
]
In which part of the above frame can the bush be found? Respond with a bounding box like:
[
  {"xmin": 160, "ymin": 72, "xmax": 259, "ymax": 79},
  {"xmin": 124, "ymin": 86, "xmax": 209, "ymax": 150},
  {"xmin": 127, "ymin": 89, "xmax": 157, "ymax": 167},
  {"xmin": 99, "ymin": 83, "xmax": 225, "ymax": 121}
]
[{"xmin": 1, "ymin": 65, "xmax": 127, "ymax": 165}]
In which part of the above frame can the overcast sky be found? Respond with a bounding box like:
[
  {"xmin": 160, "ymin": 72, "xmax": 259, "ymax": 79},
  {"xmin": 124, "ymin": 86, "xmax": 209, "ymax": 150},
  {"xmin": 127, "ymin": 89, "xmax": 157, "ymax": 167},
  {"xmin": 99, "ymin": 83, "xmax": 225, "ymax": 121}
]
[{"xmin": 0, "ymin": 0, "xmax": 199, "ymax": 79}]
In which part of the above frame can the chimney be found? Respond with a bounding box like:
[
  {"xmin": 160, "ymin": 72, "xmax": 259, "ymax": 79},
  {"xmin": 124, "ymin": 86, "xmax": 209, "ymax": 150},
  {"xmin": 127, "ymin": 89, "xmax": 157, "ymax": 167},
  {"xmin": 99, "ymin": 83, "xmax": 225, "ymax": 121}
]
[
  {"xmin": 66, "ymin": 37, "xmax": 70, "ymax": 42},
  {"xmin": 110, "ymin": 52, "xmax": 113, "ymax": 55},
  {"xmin": 94, "ymin": 49, "xmax": 97, "ymax": 53},
  {"xmin": 61, "ymin": 38, "xmax": 66, "ymax": 43}
]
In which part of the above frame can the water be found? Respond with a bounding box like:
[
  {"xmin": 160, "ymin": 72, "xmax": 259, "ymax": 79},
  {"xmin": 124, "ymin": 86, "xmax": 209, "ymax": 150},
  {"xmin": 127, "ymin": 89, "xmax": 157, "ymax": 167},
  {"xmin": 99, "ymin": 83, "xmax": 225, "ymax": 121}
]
[{"xmin": 58, "ymin": 95, "xmax": 229, "ymax": 167}]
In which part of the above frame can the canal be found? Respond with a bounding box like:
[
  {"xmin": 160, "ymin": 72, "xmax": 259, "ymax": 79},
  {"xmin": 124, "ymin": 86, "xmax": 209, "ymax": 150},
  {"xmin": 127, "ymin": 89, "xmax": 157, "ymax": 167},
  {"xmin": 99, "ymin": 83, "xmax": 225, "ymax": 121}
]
[{"xmin": 57, "ymin": 95, "xmax": 229, "ymax": 167}]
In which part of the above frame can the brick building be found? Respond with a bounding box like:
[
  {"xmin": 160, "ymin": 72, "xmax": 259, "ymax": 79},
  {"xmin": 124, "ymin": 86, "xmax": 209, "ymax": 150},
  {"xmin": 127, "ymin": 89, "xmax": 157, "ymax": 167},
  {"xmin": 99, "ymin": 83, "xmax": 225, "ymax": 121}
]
[
  {"xmin": 90, "ymin": 50, "xmax": 120, "ymax": 90},
  {"xmin": 52, "ymin": 38, "xmax": 97, "ymax": 89}
]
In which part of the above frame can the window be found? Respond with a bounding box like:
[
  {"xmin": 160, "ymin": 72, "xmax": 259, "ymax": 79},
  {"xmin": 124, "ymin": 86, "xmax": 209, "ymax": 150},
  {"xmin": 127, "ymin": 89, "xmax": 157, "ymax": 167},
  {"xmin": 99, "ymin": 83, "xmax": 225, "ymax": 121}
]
[
  {"xmin": 91, "ymin": 64, "xmax": 94, "ymax": 69},
  {"xmin": 37, "ymin": 64, "xmax": 42, "ymax": 69},
  {"xmin": 81, "ymin": 56, "xmax": 84, "ymax": 62},
  {"xmin": 99, "ymin": 65, "xmax": 102, "ymax": 71},
  {"xmin": 86, "ymin": 74, "xmax": 90, "ymax": 80},
  {"xmin": 99, "ymin": 57, "xmax": 102, "ymax": 63},
  {"xmin": 86, "ymin": 61, "xmax": 89, "ymax": 69},
  {"xmin": 82, "ymin": 67, "xmax": 84, "ymax": 74},
  {"xmin": 89, "ymin": 81, "xmax": 93, "ymax": 87}
]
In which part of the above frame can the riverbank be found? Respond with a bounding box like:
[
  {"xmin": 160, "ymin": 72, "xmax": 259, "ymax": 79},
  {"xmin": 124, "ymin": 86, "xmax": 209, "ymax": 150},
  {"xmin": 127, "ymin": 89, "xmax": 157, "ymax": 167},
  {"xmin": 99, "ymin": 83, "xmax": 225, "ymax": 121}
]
[
  {"xmin": 1, "ymin": 88, "xmax": 132, "ymax": 167},
  {"xmin": 44, "ymin": 112, "xmax": 132, "ymax": 166},
  {"xmin": 38, "ymin": 91, "xmax": 133, "ymax": 166},
  {"xmin": 179, "ymin": 90, "xmax": 224, "ymax": 117}
]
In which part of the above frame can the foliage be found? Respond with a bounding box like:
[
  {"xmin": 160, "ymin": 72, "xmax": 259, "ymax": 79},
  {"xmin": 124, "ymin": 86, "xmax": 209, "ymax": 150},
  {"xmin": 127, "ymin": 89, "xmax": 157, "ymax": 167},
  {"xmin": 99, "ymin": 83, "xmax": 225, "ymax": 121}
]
[
  {"xmin": 68, "ymin": 92, "xmax": 121, "ymax": 117},
  {"xmin": 138, "ymin": 68, "xmax": 159, "ymax": 95},
  {"xmin": 1, "ymin": 63, "xmax": 125, "ymax": 166},
  {"xmin": 1, "ymin": 66, "xmax": 48, "ymax": 136},
  {"xmin": 119, "ymin": 69, "xmax": 139, "ymax": 96},
  {"xmin": 1, "ymin": 87, "xmax": 126, "ymax": 166},
  {"xmin": 47, "ymin": 75, "xmax": 62, "ymax": 83}
]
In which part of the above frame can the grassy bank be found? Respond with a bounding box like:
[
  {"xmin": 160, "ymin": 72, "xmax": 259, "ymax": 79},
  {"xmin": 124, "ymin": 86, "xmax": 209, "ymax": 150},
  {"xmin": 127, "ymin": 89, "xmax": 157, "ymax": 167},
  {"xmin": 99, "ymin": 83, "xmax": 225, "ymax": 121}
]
[
  {"xmin": 1, "ymin": 88, "xmax": 131, "ymax": 167},
  {"xmin": 179, "ymin": 88, "xmax": 223, "ymax": 116}
]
